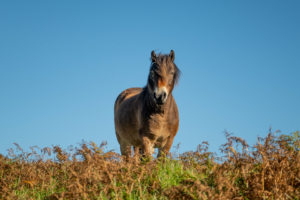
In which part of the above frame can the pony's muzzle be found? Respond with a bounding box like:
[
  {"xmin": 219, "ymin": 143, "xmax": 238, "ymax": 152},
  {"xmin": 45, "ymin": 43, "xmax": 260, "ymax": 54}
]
[{"xmin": 153, "ymin": 87, "xmax": 168, "ymax": 105}]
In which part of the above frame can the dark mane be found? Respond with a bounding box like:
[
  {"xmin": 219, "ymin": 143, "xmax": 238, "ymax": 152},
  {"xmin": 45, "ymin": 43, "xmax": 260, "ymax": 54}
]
[{"xmin": 149, "ymin": 53, "xmax": 181, "ymax": 85}]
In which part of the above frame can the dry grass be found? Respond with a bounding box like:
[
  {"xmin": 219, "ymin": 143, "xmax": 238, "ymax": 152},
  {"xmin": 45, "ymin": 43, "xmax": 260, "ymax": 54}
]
[{"xmin": 1, "ymin": 129, "xmax": 300, "ymax": 200}]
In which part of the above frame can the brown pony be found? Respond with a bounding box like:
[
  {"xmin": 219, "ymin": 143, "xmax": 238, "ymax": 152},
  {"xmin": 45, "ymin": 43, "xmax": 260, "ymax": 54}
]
[{"xmin": 114, "ymin": 50, "xmax": 181, "ymax": 158}]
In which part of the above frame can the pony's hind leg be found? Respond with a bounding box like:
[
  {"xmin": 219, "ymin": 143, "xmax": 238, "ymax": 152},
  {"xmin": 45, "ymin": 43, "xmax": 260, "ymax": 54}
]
[
  {"xmin": 134, "ymin": 146, "xmax": 142, "ymax": 156},
  {"xmin": 133, "ymin": 146, "xmax": 142, "ymax": 162},
  {"xmin": 120, "ymin": 141, "xmax": 131, "ymax": 158},
  {"xmin": 116, "ymin": 131, "xmax": 131, "ymax": 157}
]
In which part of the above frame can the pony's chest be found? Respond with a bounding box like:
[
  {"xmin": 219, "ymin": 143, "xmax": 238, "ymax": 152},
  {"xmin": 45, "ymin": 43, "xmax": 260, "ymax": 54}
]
[{"xmin": 148, "ymin": 115, "xmax": 169, "ymax": 138}]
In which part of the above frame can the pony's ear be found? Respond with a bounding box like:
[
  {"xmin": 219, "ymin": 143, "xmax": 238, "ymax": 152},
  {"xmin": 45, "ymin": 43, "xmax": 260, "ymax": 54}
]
[
  {"xmin": 151, "ymin": 51, "xmax": 156, "ymax": 62},
  {"xmin": 169, "ymin": 50, "xmax": 175, "ymax": 62}
]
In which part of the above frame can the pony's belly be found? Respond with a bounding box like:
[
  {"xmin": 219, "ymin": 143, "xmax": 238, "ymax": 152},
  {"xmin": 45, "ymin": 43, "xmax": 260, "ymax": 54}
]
[
  {"xmin": 116, "ymin": 125, "xmax": 141, "ymax": 146},
  {"xmin": 115, "ymin": 112, "xmax": 141, "ymax": 147}
]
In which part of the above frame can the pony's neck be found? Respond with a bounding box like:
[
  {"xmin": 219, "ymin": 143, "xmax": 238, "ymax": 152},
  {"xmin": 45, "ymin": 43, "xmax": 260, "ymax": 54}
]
[{"xmin": 144, "ymin": 87, "xmax": 172, "ymax": 114}]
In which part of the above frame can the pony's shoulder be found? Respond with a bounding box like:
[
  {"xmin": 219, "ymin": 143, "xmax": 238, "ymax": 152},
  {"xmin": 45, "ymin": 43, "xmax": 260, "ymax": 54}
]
[{"xmin": 114, "ymin": 87, "xmax": 143, "ymax": 110}]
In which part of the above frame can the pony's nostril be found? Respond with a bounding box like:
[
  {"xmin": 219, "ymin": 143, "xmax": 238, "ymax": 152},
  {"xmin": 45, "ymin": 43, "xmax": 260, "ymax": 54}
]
[
  {"xmin": 161, "ymin": 92, "xmax": 166, "ymax": 101},
  {"xmin": 157, "ymin": 95, "xmax": 163, "ymax": 102}
]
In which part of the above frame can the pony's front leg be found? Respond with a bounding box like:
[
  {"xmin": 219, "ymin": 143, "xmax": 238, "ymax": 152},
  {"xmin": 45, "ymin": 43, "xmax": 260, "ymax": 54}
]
[
  {"xmin": 120, "ymin": 141, "xmax": 132, "ymax": 161},
  {"xmin": 140, "ymin": 136, "xmax": 154, "ymax": 160},
  {"xmin": 158, "ymin": 136, "xmax": 174, "ymax": 158}
]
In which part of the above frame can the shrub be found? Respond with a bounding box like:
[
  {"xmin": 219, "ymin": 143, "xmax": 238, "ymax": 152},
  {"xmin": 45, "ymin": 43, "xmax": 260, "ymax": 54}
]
[{"xmin": 0, "ymin": 129, "xmax": 300, "ymax": 199}]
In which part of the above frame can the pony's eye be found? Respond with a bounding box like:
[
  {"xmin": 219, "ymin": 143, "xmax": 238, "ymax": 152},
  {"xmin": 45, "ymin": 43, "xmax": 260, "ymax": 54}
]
[
  {"xmin": 170, "ymin": 71, "xmax": 174, "ymax": 76},
  {"xmin": 150, "ymin": 71, "xmax": 154, "ymax": 79}
]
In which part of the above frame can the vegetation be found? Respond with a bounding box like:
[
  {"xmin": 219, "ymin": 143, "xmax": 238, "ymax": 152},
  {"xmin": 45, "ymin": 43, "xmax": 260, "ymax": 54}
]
[{"xmin": 1, "ymin": 129, "xmax": 300, "ymax": 199}]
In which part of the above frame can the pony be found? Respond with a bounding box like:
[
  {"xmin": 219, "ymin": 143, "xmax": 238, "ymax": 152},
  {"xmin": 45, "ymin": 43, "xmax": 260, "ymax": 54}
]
[{"xmin": 114, "ymin": 50, "xmax": 181, "ymax": 158}]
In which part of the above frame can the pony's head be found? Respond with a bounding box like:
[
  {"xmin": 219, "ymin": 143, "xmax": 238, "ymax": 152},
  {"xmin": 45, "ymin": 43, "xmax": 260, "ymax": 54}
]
[{"xmin": 147, "ymin": 50, "xmax": 181, "ymax": 105}]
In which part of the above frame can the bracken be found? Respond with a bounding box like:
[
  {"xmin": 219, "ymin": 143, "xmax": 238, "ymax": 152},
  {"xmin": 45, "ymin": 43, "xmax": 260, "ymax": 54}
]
[{"xmin": 0, "ymin": 129, "xmax": 300, "ymax": 200}]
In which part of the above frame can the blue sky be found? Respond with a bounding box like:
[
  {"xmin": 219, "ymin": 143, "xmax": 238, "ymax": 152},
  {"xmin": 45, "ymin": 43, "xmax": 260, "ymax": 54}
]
[{"xmin": 1, "ymin": 1, "xmax": 299, "ymax": 156}]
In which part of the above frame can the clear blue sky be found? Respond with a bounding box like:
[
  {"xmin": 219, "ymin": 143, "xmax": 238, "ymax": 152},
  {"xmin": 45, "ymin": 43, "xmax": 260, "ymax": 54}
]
[{"xmin": 1, "ymin": 1, "xmax": 299, "ymax": 156}]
